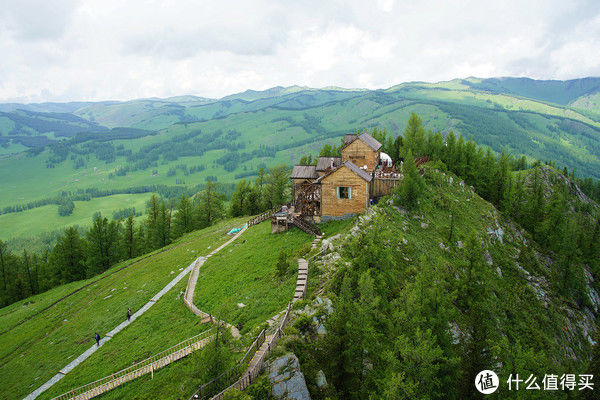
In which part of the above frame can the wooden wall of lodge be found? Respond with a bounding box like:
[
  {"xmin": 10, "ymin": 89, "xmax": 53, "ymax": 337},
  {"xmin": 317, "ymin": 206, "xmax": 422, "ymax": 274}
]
[
  {"xmin": 321, "ymin": 166, "xmax": 369, "ymax": 217},
  {"xmin": 341, "ymin": 140, "xmax": 380, "ymax": 172}
]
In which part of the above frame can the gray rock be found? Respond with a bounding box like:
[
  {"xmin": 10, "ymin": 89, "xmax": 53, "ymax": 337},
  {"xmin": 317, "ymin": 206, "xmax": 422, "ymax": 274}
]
[
  {"xmin": 268, "ymin": 354, "xmax": 311, "ymax": 400},
  {"xmin": 316, "ymin": 370, "xmax": 328, "ymax": 388},
  {"xmin": 317, "ymin": 323, "xmax": 327, "ymax": 335}
]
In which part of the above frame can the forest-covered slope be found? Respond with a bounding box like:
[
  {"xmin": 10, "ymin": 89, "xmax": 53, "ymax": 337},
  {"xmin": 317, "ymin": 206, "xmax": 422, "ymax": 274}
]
[{"xmin": 267, "ymin": 163, "xmax": 599, "ymax": 400}]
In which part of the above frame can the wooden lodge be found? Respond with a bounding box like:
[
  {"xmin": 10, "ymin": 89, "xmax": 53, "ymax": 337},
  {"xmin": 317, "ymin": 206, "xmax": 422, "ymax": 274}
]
[{"xmin": 288, "ymin": 132, "xmax": 402, "ymax": 224}]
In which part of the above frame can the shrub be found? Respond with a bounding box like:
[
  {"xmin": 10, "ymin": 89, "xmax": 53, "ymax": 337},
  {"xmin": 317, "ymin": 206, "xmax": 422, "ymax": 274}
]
[{"xmin": 276, "ymin": 250, "xmax": 290, "ymax": 276}]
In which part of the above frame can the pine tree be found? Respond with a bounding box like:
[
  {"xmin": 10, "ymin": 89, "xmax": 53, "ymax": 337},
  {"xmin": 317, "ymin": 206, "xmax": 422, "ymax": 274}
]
[
  {"xmin": 86, "ymin": 214, "xmax": 120, "ymax": 275},
  {"xmin": 21, "ymin": 250, "xmax": 36, "ymax": 296},
  {"xmin": 404, "ymin": 112, "xmax": 425, "ymax": 155},
  {"xmin": 391, "ymin": 135, "xmax": 404, "ymax": 163},
  {"xmin": 229, "ymin": 180, "xmax": 252, "ymax": 217},
  {"xmin": 396, "ymin": 150, "xmax": 424, "ymax": 210},
  {"xmin": 0, "ymin": 240, "xmax": 7, "ymax": 291},
  {"xmin": 145, "ymin": 194, "xmax": 161, "ymax": 250},
  {"xmin": 195, "ymin": 180, "xmax": 225, "ymax": 228},
  {"xmin": 454, "ymin": 135, "xmax": 466, "ymax": 177},
  {"xmin": 173, "ymin": 195, "xmax": 194, "ymax": 237},
  {"xmin": 120, "ymin": 215, "xmax": 137, "ymax": 260},
  {"xmin": 458, "ymin": 232, "xmax": 494, "ymax": 399},
  {"xmin": 51, "ymin": 227, "xmax": 86, "ymax": 283},
  {"xmin": 490, "ymin": 150, "xmax": 511, "ymax": 209},
  {"xmin": 444, "ymin": 131, "xmax": 457, "ymax": 167},
  {"xmin": 527, "ymin": 167, "xmax": 545, "ymax": 239},
  {"xmin": 156, "ymin": 200, "xmax": 171, "ymax": 248},
  {"xmin": 265, "ymin": 165, "xmax": 290, "ymax": 209}
]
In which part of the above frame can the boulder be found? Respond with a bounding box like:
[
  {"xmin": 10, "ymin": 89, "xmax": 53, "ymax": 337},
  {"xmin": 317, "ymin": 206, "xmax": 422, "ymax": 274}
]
[
  {"xmin": 268, "ymin": 354, "xmax": 311, "ymax": 400},
  {"xmin": 315, "ymin": 370, "xmax": 328, "ymax": 388}
]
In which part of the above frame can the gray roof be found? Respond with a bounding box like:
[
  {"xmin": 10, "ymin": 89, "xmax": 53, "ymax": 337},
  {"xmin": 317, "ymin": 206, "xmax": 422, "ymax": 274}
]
[
  {"xmin": 343, "ymin": 132, "xmax": 382, "ymax": 151},
  {"xmin": 343, "ymin": 134, "xmax": 358, "ymax": 146},
  {"xmin": 291, "ymin": 165, "xmax": 318, "ymax": 179},
  {"xmin": 342, "ymin": 160, "xmax": 373, "ymax": 182},
  {"xmin": 318, "ymin": 160, "xmax": 372, "ymax": 183},
  {"xmin": 316, "ymin": 156, "xmax": 342, "ymax": 171}
]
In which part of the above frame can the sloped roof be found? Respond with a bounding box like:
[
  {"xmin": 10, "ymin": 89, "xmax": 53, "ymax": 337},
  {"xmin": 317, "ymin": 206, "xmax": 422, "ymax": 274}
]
[
  {"xmin": 343, "ymin": 132, "xmax": 382, "ymax": 151},
  {"xmin": 318, "ymin": 160, "xmax": 373, "ymax": 183},
  {"xmin": 316, "ymin": 156, "xmax": 342, "ymax": 171},
  {"xmin": 291, "ymin": 165, "xmax": 318, "ymax": 179},
  {"xmin": 343, "ymin": 134, "xmax": 358, "ymax": 146},
  {"xmin": 342, "ymin": 160, "xmax": 373, "ymax": 182}
]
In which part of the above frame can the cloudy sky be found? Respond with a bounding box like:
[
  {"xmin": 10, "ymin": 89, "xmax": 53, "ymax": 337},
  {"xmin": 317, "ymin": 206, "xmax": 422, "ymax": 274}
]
[{"xmin": 0, "ymin": 0, "xmax": 599, "ymax": 103}]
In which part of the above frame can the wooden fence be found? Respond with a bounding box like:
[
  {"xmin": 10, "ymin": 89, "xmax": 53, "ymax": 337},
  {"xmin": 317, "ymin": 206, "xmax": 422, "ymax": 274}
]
[
  {"xmin": 206, "ymin": 302, "xmax": 293, "ymax": 400},
  {"xmin": 187, "ymin": 327, "xmax": 269, "ymax": 400},
  {"xmin": 248, "ymin": 207, "xmax": 279, "ymax": 226},
  {"xmin": 370, "ymin": 177, "xmax": 400, "ymax": 198},
  {"xmin": 51, "ymin": 329, "xmax": 215, "ymax": 400}
]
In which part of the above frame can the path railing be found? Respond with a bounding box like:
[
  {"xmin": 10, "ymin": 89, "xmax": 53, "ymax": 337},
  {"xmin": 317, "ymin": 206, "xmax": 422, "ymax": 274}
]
[
  {"xmin": 207, "ymin": 302, "xmax": 293, "ymax": 400},
  {"xmin": 51, "ymin": 329, "xmax": 215, "ymax": 400},
  {"xmin": 291, "ymin": 216, "xmax": 321, "ymax": 236},
  {"xmin": 247, "ymin": 207, "xmax": 279, "ymax": 227},
  {"xmin": 187, "ymin": 328, "xmax": 268, "ymax": 400}
]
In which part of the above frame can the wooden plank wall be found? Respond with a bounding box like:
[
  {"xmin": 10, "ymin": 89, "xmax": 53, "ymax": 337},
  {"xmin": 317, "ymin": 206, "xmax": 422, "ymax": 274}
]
[
  {"xmin": 321, "ymin": 167, "xmax": 368, "ymax": 216},
  {"xmin": 371, "ymin": 178, "xmax": 399, "ymax": 198},
  {"xmin": 341, "ymin": 140, "xmax": 378, "ymax": 171}
]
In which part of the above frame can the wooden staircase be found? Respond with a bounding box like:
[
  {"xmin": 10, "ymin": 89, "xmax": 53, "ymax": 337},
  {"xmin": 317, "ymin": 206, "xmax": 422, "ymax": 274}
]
[
  {"xmin": 294, "ymin": 258, "xmax": 308, "ymax": 301},
  {"xmin": 290, "ymin": 216, "xmax": 321, "ymax": 236}
]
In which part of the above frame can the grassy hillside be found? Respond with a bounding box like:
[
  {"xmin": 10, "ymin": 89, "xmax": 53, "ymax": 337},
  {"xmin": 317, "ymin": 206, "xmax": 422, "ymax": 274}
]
[
  {"xmin": 465, "ymin": 76, "xmax": 600, "ymax": 106},
  {"xmin": 194, "ymin": 221, "xmax": 313, "ymax": 333},
  {"xmin": 0, "ymin": 218, "xmax": 246, "ymax": 400},
  {"xmin": 0, "ymin": 109, "xmax": 107, "ymax": 139}
]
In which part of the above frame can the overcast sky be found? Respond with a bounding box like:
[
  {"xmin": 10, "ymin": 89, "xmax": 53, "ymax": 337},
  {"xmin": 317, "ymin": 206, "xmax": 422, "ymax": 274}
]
[{"xmin": 0, "ymin": 0, "xmax": 599, "ymax": 103}]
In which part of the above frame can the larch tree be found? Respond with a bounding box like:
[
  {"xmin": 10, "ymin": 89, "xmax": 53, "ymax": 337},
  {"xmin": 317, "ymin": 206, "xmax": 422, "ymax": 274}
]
[
  {"xmin": 51, "ymin": 226, "xmax": 86, "ymax": 283},
  {"xmin": 173, "ymin": 195, "xmax": 194, "ymax": 237}
]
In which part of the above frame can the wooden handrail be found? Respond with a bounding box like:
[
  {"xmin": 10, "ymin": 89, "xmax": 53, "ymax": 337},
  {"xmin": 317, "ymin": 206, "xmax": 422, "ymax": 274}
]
[
  {"xmin": 187, "ymin": 328, "xmax": 267, "ymax": 400},
  {"xmin": 206, "ymin": 301, "xmax": 293, "ymax": 400},
  {"xmin": 51, "ymin": 328, "xmax": 215, "ymax": 400}
]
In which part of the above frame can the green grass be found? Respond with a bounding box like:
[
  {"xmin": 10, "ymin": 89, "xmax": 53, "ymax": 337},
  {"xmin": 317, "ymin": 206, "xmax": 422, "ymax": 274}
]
[
  {"xmin": 38, "ymin": 279, "xmax": 207, "ymax": 400},
  {"xmin": 0, "ymin": 217, "xmax": 246, "ymax": 400},
  {"xmin": 44, "ymin": 218, "xmax": 351, "ymax": 399},
  {"xmin": 194, "ymin": 221, "xmax": 313, "ymax": 334},
  {"xmin": 0, "ymin": 193, "xmax": 152, "ymax": 240}
]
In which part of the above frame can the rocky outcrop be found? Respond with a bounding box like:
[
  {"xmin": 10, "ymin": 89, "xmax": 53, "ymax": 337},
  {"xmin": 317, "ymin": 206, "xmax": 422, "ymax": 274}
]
[{"xmin": 268, "ymin": 354, "xmax": 311, "ymax": 400}]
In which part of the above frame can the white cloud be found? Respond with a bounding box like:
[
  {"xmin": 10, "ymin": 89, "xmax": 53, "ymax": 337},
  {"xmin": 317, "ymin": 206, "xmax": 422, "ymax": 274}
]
[{"xmin": 0, "ymin": 0, "xmax": 598, "ymax": 102}]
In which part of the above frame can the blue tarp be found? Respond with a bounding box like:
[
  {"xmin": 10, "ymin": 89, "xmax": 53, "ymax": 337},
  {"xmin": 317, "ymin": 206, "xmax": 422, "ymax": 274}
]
[{"xmin": 227, "ymin": 223, "xmax": 248, "ymax": 235}]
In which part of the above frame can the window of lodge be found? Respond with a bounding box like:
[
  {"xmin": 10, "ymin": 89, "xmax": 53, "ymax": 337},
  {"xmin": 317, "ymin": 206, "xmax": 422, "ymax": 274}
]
[{"xmin": 337, "ymin": 186, "xmax": 351, "ymax": 199}]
